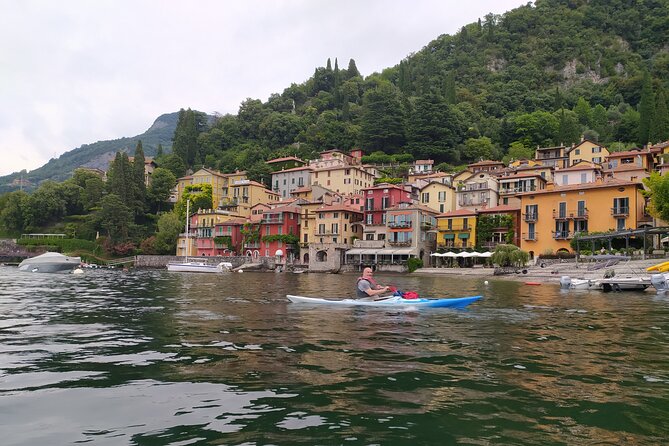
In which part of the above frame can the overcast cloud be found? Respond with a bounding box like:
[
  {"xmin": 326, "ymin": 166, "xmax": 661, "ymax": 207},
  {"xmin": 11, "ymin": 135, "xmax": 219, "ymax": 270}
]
[{"xmin": 0, "ymin": 0, "xmax": 526, "ymax": 176}]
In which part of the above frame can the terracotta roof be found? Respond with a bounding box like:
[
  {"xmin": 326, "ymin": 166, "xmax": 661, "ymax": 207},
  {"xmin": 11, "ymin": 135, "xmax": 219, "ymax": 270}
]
[
  {"xmin": 266, "ymin": 156, "xmax": 304, "ymax": 164},
  {"xmin": 519, "ymin": 179, "xmax": 639, "ymax": 195},
  {"xmin": 476, "ymin": 204, "xmax": 520, "ymax": 214},
  {"xmin": 602, "ymin": 164, "xmax": 649, "ymax": 172},
  {"xmin": 467, "ymin": 160, "xmax": 504, "ymax": 167},
  {"xmin": 607, "ymin": 149, "xmax": 651, "ymax": 158},
  {"xmin": 556, "ymin": 163, "xmax": 602, "ymax": 172},
  {"xmin": 290, "ymin": 186, "xmax": 312, "ymax": 193},
  {"xmin": 316, "ymin": 204, "xmax": 363, "ymax": 213},
  {"xmin": 385, "ymin": 203, "xmax": 439, "ymax": 214},
  {"xmin": 536, "ymin": 145, "xmax": 567, "ymax": 151},
  {"xmin": 419, "ymin": 181, "xmax": 455, "ymax": 190},
  {"xmin": 313, "ymin": 165, "xmax": 370, "ymax": 173},
  {"xmin": 362, "ymin": 183, "xmax": 407, "ymax": 191},
  {"xmin": 215, "ymin": 218, "xmax": 247, "ymax": 226},
  {"xmin": 498, "ymin": 172, "xmax": 548, "ymax": 180},
  {"xmin": 272, "ymin": 165, "xmax": 313, "ymax": 173},
  {"xmin": 437, "ymin": 209, "xmax": 477, "ymax": 217}
]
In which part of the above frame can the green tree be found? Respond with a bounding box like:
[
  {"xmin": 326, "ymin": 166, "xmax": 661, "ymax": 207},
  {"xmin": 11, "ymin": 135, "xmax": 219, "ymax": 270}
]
[
  {"xmin": 95, "ymin": 194, "xmax": 133, "ymax": 242},
  {"xmin": 360, "ymin": 82, "xmax": 406, "ymax": 153},
  {"xmin": 507, "ymin": 141, "xmax": 534, "ymax": 161},
  {"xmin": 107, "ymin": 152, "xmax": 133, "ymax": 203},
  {"xmin": 131, "ymin": 141, "xmax": 147, "ymax": 217},
  {"xmin": 643, "ymin": 172, "xmax": 669, "ymax": 222},
  {"xmin": 155, "ymin": 210, "xmax": 183, "ymax": 254},
  {"xmin": 23, "ymin": 181, "xmax": 66, "ymax": 229},
  {"xmin": 491, "ymin": 244, "xmax": 529, "ymax": 268},
  {"xmin": 443, "ymin": 72, "xmax": 456, "ymax": 104},
  {"xmin": 160, "ymin": 154, "xmax": 187, "ymax": 179},
  {"xmin": 173, "ymin": 108, "xmax": 206, "ymax": 167},
  {"xmin": 463, "ymin": 136, "xmax": 497, "ymax": 162},
  {"xmin": 147, "ymin": 167, "xmax": 177, "ymax": 212},
  {"xmin": 573, "ymin": 97, "xmax": 592, "ymax": 127},
  {"xmin": 346, "ymin": 58, "xmax": 360, "ymax": 79},
  {"xmin": 616, "ymin": 108, "xmax": 640, "ymax": 143},
  {"xmin": 639, "ymin": 72, "xmax": 655, "ymax": 145},
  {"xmin": 246, "ymin": 161, "xmax": 272, "ymax": 187},
  {"xmin": 651, "ymin": 88, "xmax": 669, "ymax": 143},
  {"xmin": 237, "ymin": 99, "xmax": 266, "ymax": 140},
  {"xmin": 82, "ymin": 177, "xmax": 105, "ymax": 210},
  {"xmin": 590, "ymin": 104, "xmax": 611, "ymax": 142},
  {"xmin": 259, "ymin": 112, "xmax": 305, "ymax": 149},
  {"xmin": 512, "ymin": 111, "xmax": 559, "ymax": 147},
  {"xmin": 176, "ymin": 184, "xmax": 213, "ymax": 217},
  {"xmin": 0, "ymin": 190, "xmax": 29, "ymax": 232}
]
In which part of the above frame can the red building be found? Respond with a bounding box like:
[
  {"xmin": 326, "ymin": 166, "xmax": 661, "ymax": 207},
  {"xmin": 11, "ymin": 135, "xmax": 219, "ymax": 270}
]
[
  {"xmin": 211, "ymin": 218, "xmax": 246, "ymax": 256},
  {"xmin": 361, "ymin": 184, "xmax": 413, "ymax": 226},
  {"xmin": 258, "ymin": 204, "xmax": 301, "ymax": 259}
]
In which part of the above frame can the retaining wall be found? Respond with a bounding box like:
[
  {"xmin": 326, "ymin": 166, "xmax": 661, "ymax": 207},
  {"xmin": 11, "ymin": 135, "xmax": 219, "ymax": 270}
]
[{"xmin": 135, "ymin": 255, "xmax": 277, "ymax": 269}]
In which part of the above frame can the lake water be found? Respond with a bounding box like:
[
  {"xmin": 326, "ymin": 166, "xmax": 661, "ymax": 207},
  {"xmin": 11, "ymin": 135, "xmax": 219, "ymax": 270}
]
[{"xmin": 1, "ymin": 267, "xmax": 668, "ymax": 445}]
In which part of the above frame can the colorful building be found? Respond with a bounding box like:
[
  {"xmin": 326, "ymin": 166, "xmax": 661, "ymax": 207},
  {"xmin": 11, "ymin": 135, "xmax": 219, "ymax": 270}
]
[
  {"xmin": 475, "ymin": 205, "xmax": 521, "ymax": 250},
  {"xmin": 258, "ymin": 204, "xmax": 301, "ymax": 259},
  {"xmin": 419, "ymin": 181, "xmax": 457, "ymax": 214},
  {"xmin": 553, "ymin": 161, "xmax": 601, "ymax": 186},
  {"xmin": 535, "ymin": 145, "xmax": 568, "ymax": 169},
  {"xmin": 436, "ymin": 209, "xmax": 477, "ymax": 249},
  {"xmin": 311, "ymin": 165, "xmax": 375, "ymax": 195},
  {"xmin": 566, "ymin": 139, "xmax": 609, "ymax": 166},
  {"xmin": 225, "ymin": 179, "xmax": 280, "ymax": 217},
  {"xmin": 455, "ymin": 172, "xmax": 499, "ymax": 211},
  {"xmin": 361, "ymin": 184, "xmax": 413, "ymax": 240},
  {"xmin": 271, "ymin": 165, "xmax": 313, "ymax": 198},
  {"xmin": 519, "ymin": 179, "xmax": 647, "ymax": 257}
]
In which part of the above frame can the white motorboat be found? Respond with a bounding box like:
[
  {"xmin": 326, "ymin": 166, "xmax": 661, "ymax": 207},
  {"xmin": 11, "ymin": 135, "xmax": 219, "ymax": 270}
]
[
  {"xmin": 18, "ymin": 252, "xmax": 81, "ymax": 273},
  {"xmin": 167, "ymin": 259, "xmax": 232, "ymax": 273},
  {"xmin": 560, "ymin": 276, "xmax": 602, "ymax": 290},
  {"xmin": 598, "ymin": 276, "xmax": 651, "ymax": 292}
]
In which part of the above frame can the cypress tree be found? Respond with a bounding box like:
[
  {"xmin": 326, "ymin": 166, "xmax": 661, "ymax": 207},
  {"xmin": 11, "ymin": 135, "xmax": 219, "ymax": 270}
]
[
  {"xmin": 156, "ymin": 144, "xmax": 164, "ymax": 157},
  {"xmin": 443, "ymin": 72, "xmax": 456, "ymax": 104},
  {"xmin": 132, "ymin": 141, "xmax": 147, "ymax": 217},
  {"xmin": 639, "ymin": 72, "xmax": 655, "ymax": 146},
  {"xmin": 347, "ymin": 59, "xmax": 360, "ymax": 79},
  {"xmin": 651, "ymin": 88, "xmax": 669, "ymax": 143}
]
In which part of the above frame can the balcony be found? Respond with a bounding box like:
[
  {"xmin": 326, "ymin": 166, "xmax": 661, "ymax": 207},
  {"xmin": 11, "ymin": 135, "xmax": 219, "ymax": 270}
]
[
  {"xmin": 523, "ymin": 213, "xmax": 538, "ymax": 222},
  {"xmin": 459, "ymin": 183, "xmax": 491, "ymax": 192},
  {"xmin": 458, "ymin": 200, "xmax": 489, "ymax": 207},
  {"xmin": 553, "ymin": 210, "xmax": 589, "ymax": 220},
  {"xmin": 243, "ymin": 242, "xmax": 260, "ymax": 249},
  {"xmin": 262, "ymin": 217, "xmax": 284, "ymax": 224},
  {"xmin": 522, "ymin": 232, "xmax": 538, "ymax": 241},
  {"xmin": 388, "ymin": 221, "xmax": 412, "ymax": 229},
  {"xmin": 553, "ymin": 231, "xmax": 574, "ymax": 240},
  {"xmin": 388, "ymin": 240, "xmax": 412, "ymax": 247},
  {"xmin": 499, "ymin": 186, "xmax": 536, "ymax": 195},
  {"xmin": 611, "ymin": 207, "xmax": 629, "ymax": 216},
  {"xmin": 420, "ymin": 221, "xmax": 434, "ymax": 230},
  {"xmin": 442, "ymin": 225, "xmax": 471, "ymax": 231}
]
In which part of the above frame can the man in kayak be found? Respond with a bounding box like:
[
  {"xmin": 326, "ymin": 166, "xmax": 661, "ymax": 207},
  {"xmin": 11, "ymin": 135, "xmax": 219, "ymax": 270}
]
[{"xmin": 356, "ymin": 267, "xmax": 391, "ymax": 298}]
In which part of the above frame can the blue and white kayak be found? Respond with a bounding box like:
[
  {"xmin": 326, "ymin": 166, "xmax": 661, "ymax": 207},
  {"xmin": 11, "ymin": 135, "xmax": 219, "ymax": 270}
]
[{"xmin": 286, "ymin": 294, "xmax": 482, "ymax": 308}]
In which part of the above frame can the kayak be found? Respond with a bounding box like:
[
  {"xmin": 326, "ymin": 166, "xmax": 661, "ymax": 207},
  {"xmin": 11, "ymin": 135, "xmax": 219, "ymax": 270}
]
[{"xmin": 286, "ymin": 294, "xmax": 482, "ymax": 308}]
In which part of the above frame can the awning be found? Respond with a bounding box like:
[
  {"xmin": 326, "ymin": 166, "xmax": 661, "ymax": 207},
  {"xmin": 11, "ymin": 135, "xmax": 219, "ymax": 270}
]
[
  {"xmin": 443, "ymin": 234, "xmax": 455, "ymax": 240},
  {"xmin": 391, "ymin": 248, "xmax": 415, "ymax": 255},
  {"xmin": 458, "ymin": 233, "xmax": 470, "ymax": 239},
  {"xmin": 346, "ymin": 249, "xmax": 379, "ymax": 255}
]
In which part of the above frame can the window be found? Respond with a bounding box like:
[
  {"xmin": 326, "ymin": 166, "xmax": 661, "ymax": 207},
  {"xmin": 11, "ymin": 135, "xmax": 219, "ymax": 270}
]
[
  {"xmin": 592, "ymin": 146, "xmax": 601, "ymax": 153},
  {"xmin": 366, "ymin": 198, "xmax": 374, "ymax": 211},
  {"xmin": 283, "ymin": 179, "xmax": 287, "ymax": 185},
  {"xmin": 593, "ymin": 157, "xmax": 601, "ymax": 163},
  {"xmin": 318, "ymin": 224, "xmax": 325, "ymax": 234},
  {"xmin": 331, "ymin": 223, "xmax": 338, "ymax": 234},
  {"xmin": 617, "ymin": 218, "xmax": 626, "ymax": 231},
  {"xmin": 558, "ymin": 202, "xmax": 566, "ymax": 218},
  {"xmin": 439, "ymin": 204, "xmax": 444, "ymax": 213},
  {"xmin": 278, "ymin": 227, "xmax": 282, "ymax": 235},
  {"xmin": 463, "ymin": 218, "xmax": 468, "ymax": 230},
  {"xmin": 581, "ymin": 173, "xmax": 587, "ymax": 183},
  {"xmin": 291, "ymin": 178, "xmax": 295, "ymax": 184},
  {"xmin": 303, "ymin": 233, "xmax": 308, "ymax": 242},
  {"xmin": 613, "ymin": 197, "xmax": 629, "ymax": 214},
  {"xmin": 266, "ymin": 226, "xmax": 270, "ymax": 235},
  {"xmin": 382, "ymin": 197, "xmax": 390, "ymax": 209},
  {"xmin": 447, "ymin": 219, "xmax": 452, "ymax": 230},
  {"xmin": 503, "ymin": 198, "xmax": 509, "ymax": 205},
  {"xmin": 333, "ymin": 212, "xmax": 339, "ymax": 218},
  {"xmin": 382, "ymin": 214, "xmax": 387, "ymax": 225},
  {"xmin": 577, "ymin": 200, "xmax": 586, "ymax": 217},
  {"xmin": 298, "ymin": 177, "xmax": 304, "ymax": 186},
  {"xmin": 575, "ymin": 149, "xmax": 580, "ymax": 155},
  {"xmin": 575, "ymin": 220, "xmax": 588, "ymax": 232},
  {"xmin": 365, "ymin": 233, "xmax": 374, "ymax": 240},
  {"xmin": 562, "ymin": 174, "xmax": 568, "ymax": 185},
  {"xmin": 438, "ymin": 191, "xmax": 446, "ymax": 202},
  {"xmin": 366, "ymin": 214, "xmax": 373, "ymax": 224},
  {"xmin": 528, "ymin": 222, "xmax": 536, "ymax": 239},
  {"xmin": 421, "ymin": 192, "xmax": 429, "ymax": 203}
]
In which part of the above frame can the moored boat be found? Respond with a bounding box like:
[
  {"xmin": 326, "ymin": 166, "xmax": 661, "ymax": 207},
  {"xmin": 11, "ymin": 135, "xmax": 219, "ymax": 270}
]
[
  {"xmin": 18, "ymin": 252, "xmax": 81, "ymax": 273},
  {"xmin": 167, "ymin": 259, "xmax": 232, "ymax": 273},
  {"xmin": 286, "ymin": 294, "xmax": 482, "ymax": 308}
]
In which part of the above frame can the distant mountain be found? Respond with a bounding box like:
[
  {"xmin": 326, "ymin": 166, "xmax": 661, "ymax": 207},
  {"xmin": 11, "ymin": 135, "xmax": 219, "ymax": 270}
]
[{"xmin": 0, "ymin": 112, "xmax": 181, "ymax": 193}]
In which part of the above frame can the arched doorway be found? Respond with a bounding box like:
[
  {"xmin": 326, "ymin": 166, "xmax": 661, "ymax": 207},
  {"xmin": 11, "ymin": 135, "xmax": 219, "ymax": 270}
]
[
  {"xmin": 316, "ymin": 250, "xmax": 327, "ymax": 262},
  {"xmin": 303, "ymin": 253, "xmax": 309, "ymax": 264}
]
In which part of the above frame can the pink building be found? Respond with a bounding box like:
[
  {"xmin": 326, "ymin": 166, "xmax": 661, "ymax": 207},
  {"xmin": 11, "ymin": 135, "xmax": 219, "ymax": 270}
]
[
  {"xmin": 258, "ymin": 205, "xmax": 301, "ymax": 259},
  {"xmin": 361, "ymin": 184, "xmax": 413, "ymax": 226}
]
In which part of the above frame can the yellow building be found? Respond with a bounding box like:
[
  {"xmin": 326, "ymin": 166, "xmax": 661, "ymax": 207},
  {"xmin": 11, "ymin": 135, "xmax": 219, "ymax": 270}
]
[
  {"xmin": 419, "ymin": 181, "xmax": 456, "ymax": 214},
  {"xmin": 436, "ymin": 209, "xmax": 477, "ymax": 249},
  {"xmin": 313, "ymin": 203, "xmax": 363, "ymax": 245},
  {"xmin": 311, "ymin": 165, "xmax": 375, "ymax": 195},
  {"xmin": 176, "ymin": 168, "xmax": 247, "ymax": 208},
  {"xmin": 567, "ymin": 139, "xmax": 609, "ymax": 166},
  {"xmin": 226, "ymin": 179, "xmax": 280, "ymax": 217},
  {"xmin": 519, "ymin": 179, "xmax": 646, "ymax": 257}
]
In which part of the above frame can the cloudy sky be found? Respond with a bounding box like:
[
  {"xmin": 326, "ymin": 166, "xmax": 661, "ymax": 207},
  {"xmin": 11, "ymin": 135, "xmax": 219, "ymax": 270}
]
[{"xmin": 0, "ymin": 0, "xmax": 526, "ymax": 177}]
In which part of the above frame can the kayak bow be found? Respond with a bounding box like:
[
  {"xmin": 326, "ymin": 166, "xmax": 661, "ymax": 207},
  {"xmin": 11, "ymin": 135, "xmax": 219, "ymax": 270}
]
[{"xmin": 286, "ymin": 294, "xmax": 482, "ymax": 308}]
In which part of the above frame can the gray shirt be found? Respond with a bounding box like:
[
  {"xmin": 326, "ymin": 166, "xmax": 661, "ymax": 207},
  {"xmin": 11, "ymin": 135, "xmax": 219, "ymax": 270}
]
[{"xmin": 357, "ymin": 279, "xmax": 373, "ymax": 297}]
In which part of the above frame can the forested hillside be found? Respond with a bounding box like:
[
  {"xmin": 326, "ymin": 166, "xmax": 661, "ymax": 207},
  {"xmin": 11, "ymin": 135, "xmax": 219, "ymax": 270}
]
[
  {"xmin": 0, "ymin": 112, "xmax": 181, "ymax": 193},
  {"xmin": 176, "ymin": 0, "xmax": 668, "ymax": 178}
]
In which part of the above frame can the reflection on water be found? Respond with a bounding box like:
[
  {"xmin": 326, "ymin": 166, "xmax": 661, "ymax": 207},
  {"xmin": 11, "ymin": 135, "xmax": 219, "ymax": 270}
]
[{"xmin": 1, "ymin": 267, "xmax": 669, "ymax": 445}]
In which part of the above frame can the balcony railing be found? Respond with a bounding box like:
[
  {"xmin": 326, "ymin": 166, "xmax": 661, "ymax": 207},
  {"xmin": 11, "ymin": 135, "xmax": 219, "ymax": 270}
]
[
  {"xmin": 522, "ymin": 232, "xmax": 538, "ymax": 241},
  {"xmin": 553, "ymin": 210, "xmax": 589, "ymax": 220},
  {"xmin": 388, "ymin": 221, "xmax": 412, "ymax": 229},
  {"xmin": 442, "ymin": 226, "xmax": 470, "ymax": 231},
  {"xmin": 523, "ymin": 213, "xmax": 538, "ymax": 222},
  {"xmin": 553, "ymin": 231, "xmax": 574, "ymax": 240},
  {"xmin": 262, "ymin": 217, "xmax": 284, "ymax": 224},
  {"xmin": 388, "ymin": 240, "xmax": 412, "ymax": 247},
  {"xmin": 499, "ymin": 186, "xmax": 536, "ymax": 195},
  {"xmin": 315, "ymin": 231, "xmax": 340, "ymax": 236},
  {"xmin": 243, "ymin": 242, "xmax": 260, "ymax": 248},
  {"xmin": 458, "ymin": 200, "xmax": 488, "ymax": 207},
  {"xmin": 611, "ymin": 207, "xmax": 630, "ymax": 216}
]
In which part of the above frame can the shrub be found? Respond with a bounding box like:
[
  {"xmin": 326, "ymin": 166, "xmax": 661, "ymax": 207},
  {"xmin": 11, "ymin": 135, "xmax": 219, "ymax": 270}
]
[{"xmin": 407, "ymin": 258, "xmax": 423, "ymax": 273}]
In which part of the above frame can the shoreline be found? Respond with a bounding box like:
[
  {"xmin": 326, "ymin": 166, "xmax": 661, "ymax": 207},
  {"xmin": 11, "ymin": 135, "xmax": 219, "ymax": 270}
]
[{"xmin": 413, "ymin": 257, "xmax": 668, "ymax": 284}]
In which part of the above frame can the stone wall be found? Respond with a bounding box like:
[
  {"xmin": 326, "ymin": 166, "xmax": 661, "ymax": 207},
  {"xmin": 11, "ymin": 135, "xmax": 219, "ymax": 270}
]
[{"xmin": 135, "ymin": 255, "xmax": 276, "ymax": 269}]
